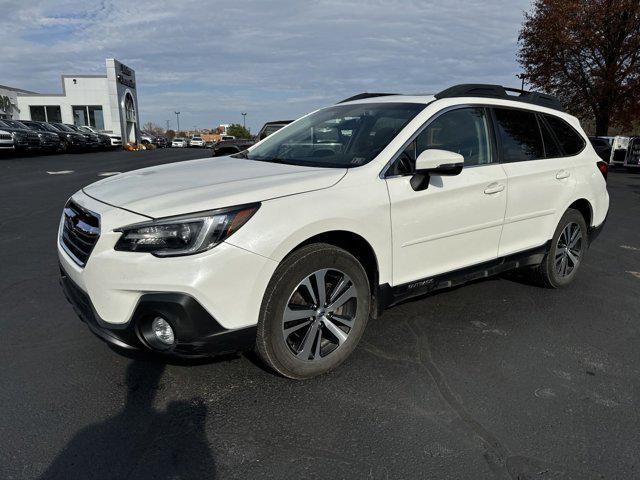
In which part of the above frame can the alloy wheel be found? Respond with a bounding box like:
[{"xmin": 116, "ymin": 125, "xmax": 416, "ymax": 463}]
[
  {"xmin": 282, "ymin": 268, "xmax": 358, "ymax": 361},
  {"xmin": 555, "ymin": 222, "xmax": 583, "ymax": 277}
]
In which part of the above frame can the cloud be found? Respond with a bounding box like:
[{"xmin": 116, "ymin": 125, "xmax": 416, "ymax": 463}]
[{"xmin": 0, "ymin": 0, "xmax": 530, "ymax": 131}]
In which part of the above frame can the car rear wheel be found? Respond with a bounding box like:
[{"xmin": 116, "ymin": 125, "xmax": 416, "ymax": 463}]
[
  {"xmin": 529, "ymin": 208, "xmax": 588, "ymax": 288},
  {"xmin": 256, "ymin": 243, "xmax": 370, "ymax": 379}
]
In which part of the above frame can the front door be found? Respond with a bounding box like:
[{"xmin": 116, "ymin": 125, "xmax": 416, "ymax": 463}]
[{"xmin": 385, "ymin": 107, "xmax": 507, "ymax": 286}]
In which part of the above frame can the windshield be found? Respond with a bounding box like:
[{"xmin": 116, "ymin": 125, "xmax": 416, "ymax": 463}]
[
  {"xmin": 54, "ymin": 124, "xmax": 75, "ymax": 132},
  {"xmin": 245, "ymin": 102, "xmax": 424, "ymax": 168},
  {"xmin": 4, "ymin": 120, "xmax": 29, "ymax": 129},
  {"xmin": 23, "ymin": 122, "xmax": 45, "ymax": 131}
]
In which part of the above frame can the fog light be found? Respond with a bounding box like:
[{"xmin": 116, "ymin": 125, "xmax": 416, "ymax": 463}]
[{"xmin": 152, "ymin": 317, "xmax": 175, "ymax": 345}]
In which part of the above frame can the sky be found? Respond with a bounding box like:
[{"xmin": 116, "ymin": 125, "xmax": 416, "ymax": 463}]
[{"xmin": 0, "ymin": 0, "xmax": 532, "ymax": 132}]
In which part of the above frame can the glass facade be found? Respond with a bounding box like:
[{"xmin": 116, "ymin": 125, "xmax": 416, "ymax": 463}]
[
  {"xmin": 29, "ymin": 105, "xmax": 62, "ymax": 123},
  {"xmin": 46, "ymin": 106, "xmax": 62, "ymax": 123},
  {"xmin": 30, "ymin": 106, "xmax": 46, "ymax": 121},
  {"xmin": 73, "ymin": 105, "xmax": 104, "ymax": 129}
]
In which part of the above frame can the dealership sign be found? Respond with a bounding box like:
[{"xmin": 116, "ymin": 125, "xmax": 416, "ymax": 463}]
[
  {"xmin": 0, "ymin": 95, "xmax": 11, "ymax": 113},
  {"xmin": 116, "ymin": 62, "xmax": 136, "ymax": 89}
]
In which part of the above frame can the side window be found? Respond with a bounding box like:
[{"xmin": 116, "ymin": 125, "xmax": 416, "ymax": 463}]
[
  {"xmin": 391, "ymin": 107, "xmax": 493, "ymax": 175},
  {"xmin": 493, "ymin": 108, "xmax": 544, "ymax": 162},
  {"xmin": 537, "ymin": 115, "xmax": 563, "ymax": 158},
  {"xmin": 543, "ymin": 114, "xmax": 586, "ymax": 156}
]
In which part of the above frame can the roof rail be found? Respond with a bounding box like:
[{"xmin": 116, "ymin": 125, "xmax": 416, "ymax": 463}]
[
  {"xmin": 337, "ymin": 93, "xmax": 398, "ymax": 104},
  {"xmin": 434, "ymin": 84, "xmax": 564, "ymax": 112}
]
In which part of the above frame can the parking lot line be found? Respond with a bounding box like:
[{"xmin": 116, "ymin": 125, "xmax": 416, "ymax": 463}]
[
  {"xmin": 46, "ymin": 170, "xmax": 74, "ymax": 175},
  {"xmin": 98, "ymin": 172, "xmax": 122, "ymax": 177}
]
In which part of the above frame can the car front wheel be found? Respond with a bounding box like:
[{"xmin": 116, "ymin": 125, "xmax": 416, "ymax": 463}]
[{"xmin": 256, "ymin": 243, "xmax": 370, "ymax": 379}]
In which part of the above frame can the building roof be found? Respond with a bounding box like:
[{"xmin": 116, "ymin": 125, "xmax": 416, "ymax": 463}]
[{"xmin": 0, "ymin": 84, "xmax": 38, "ymax": 95}]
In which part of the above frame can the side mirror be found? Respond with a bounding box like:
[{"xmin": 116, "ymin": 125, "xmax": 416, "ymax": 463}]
[{"xmin": 410, "ymin": 149, "xmax": 464, "ymax": 191}]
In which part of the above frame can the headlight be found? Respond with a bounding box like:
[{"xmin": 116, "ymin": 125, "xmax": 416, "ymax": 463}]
[{"xmin": 114, "ymin": 204, "xmax": 260, "ymax": 257}]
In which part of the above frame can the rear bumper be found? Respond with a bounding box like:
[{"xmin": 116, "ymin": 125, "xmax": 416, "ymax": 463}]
[{"xmin": 60, "ymin": 265, "xmax": 257, "ymax": 357}]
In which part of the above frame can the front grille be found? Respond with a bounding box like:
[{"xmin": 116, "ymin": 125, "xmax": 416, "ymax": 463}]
[
  {"xmin": 60, "ymin": 201, "xmax": 101, "ymax": 267},
  {"xmin": 17, "ymin": 131, "xmax": 40, "ymax": 147},
  {"xmin": 0, "ymin": 133, "xmax": 11, "ymax": 141}
]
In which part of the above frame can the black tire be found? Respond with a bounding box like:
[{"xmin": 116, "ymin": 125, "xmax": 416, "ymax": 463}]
[
  {"xmin": 529, "ymin": 208, "xmax": 588, "ymax": 288},
  {"xmin": 256, "ymin": 243, "xmax": 371, "ymax": 379}
]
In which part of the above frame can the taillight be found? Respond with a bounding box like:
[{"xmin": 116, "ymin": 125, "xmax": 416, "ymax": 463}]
[{"xmin": 597, "ymin": 161, "xmax": 608, "ymax": 181}]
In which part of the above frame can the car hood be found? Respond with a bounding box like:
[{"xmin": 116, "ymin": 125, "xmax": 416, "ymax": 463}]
[{"xmin": 83, "ymin": 156, "xmax": 347, "ymax": 219}]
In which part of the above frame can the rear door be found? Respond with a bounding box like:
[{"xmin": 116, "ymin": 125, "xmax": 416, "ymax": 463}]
[
  {"xmin": 494, "ymin": 107, "xmax": 578, "ymax": 256},
  {"xmin": 385, "ymin": 107, "xmax": 508, "ymax": 285}
]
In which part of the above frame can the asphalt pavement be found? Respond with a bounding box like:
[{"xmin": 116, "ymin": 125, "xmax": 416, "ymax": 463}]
[{"xmin": 1, "ymin": 148, "xmax": 639, "ymax": 479}]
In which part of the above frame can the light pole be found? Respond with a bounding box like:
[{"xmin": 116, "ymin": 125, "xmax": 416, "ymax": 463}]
[
  {"xmin": 516, "ymin": 73, "xmax": 526, "ymax": 91},
  {"xmin": 174, "ymin": 111, "xmax": 181, "ymax": 133},
  {"xmin": 241, "ymin": 112, "xmax": 247, "ymax": 129}
]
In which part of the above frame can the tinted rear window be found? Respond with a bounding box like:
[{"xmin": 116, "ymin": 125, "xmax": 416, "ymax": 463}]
[
  {"xmin": 543, "ymin": 115, "xmax": 585, "ymax": 156},
  {"xmin": 493, "ymin": 108, "xmax": 544, "ymax": 162}
]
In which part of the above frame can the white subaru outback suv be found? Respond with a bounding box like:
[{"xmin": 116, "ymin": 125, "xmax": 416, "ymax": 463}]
[{"xmin": 59, "ymin": 84, "xmax": 609, "ymax": 379}]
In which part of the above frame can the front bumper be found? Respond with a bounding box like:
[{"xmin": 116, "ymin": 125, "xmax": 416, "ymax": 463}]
[
  {"xmin": 58, "ymin": 190, "xmax": 278, "ymax": 354},
  {"xmin": 60, "ymin": 266, "xmax": 256, "ymax": 357}
]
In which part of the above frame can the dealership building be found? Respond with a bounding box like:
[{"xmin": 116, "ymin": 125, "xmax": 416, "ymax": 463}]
[{"xmin": 0, "ymin": 59, "xmax": 140, "ymax": 143}]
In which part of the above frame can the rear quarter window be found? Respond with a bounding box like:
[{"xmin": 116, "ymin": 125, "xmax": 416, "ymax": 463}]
[{"xmin": 543, "ymin": 114, "xmax": 586, "ymax": 156}]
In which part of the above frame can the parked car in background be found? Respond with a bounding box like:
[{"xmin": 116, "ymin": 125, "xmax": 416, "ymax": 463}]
[
  {"xmin": 589, "ymin": 137, "xmax": 612, "ymax": 163},
  {"xmin": 75, "ymin": 126, "xmax": 111, "ymax": 149},
  {"xmin": 257, "ymin": 120, "xmax": 293, "ymax": 141},
  {"xmin": 205, "ymin": 141, "xmax": 215, "ymax": 148},
  {"xmin": 3, "ymin": 119, "xmax": 61, "ymax": 153},
  {"xmin": 58, "ymin": 84, "xmax": 609, "ymax": 379},
  {"xmin": 140, "ymin": 131, "xmax": 156, "ymax": 146},
  {"xmin": 212, "ymin": 137, "xmax": 254, "ymax": 156},
  {"xmin": 610, "ymin": 136, "xmax": 630, "ymax": 165},
  {"xmin": 221, "ymin": 135, "xmax": 236, "ymax": 140},
  {"xmin": 0, "ymin": 119, "xmax": 41, "ymax": 152},
  {"xmin": 20, "ymin": 120, "xmax": 69, "ymax": 152},
  {"xmin": 623, "ymin": 137, "xmax": 640, "ymax": 171},
  {"xmin": 63, "ymin": 124, "xmax": 102, "ymax": 149},
  {"xmin": 190, "ymin": 136, "xmax": 205, "ymax": 147},
  {"xmin": 46, "ymin": 123, "xmax": 88, "ymax": 152},
  {"xmin": 155, "ymin": 137, "xmax": 168, "ymax": 148},
  {"xmin": 51, "ymin": 123, "xmax": 95, "ymax": 150},
  {"xmin": 0, "ymin": 129, "xmax": 13, "ymax": 151},
  {"xmin": 172, "ymin": 137, "xmax": 187, "ymax": 148},
  {"xmin": 79, "ymin": 125, "xmax": 122, "ymax": 148}
]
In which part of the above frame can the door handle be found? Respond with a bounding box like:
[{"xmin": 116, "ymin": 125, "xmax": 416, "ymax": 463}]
[
  {"xmin": 484, "ymin": 183, "xmax": 505, "ymax": 195},
  {"xmin": 556, "ymin": 169, "xmax": 571, "ymax": 180}
]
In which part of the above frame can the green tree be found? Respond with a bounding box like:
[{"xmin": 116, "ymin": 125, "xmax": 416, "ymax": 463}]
[
  {"xmin": 518, "ymin": 0, "xmax": 640, "ymax": 135},
  {"xmin": 226, "ymin": 123, "xmax": 252, "ymax": 139}
]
